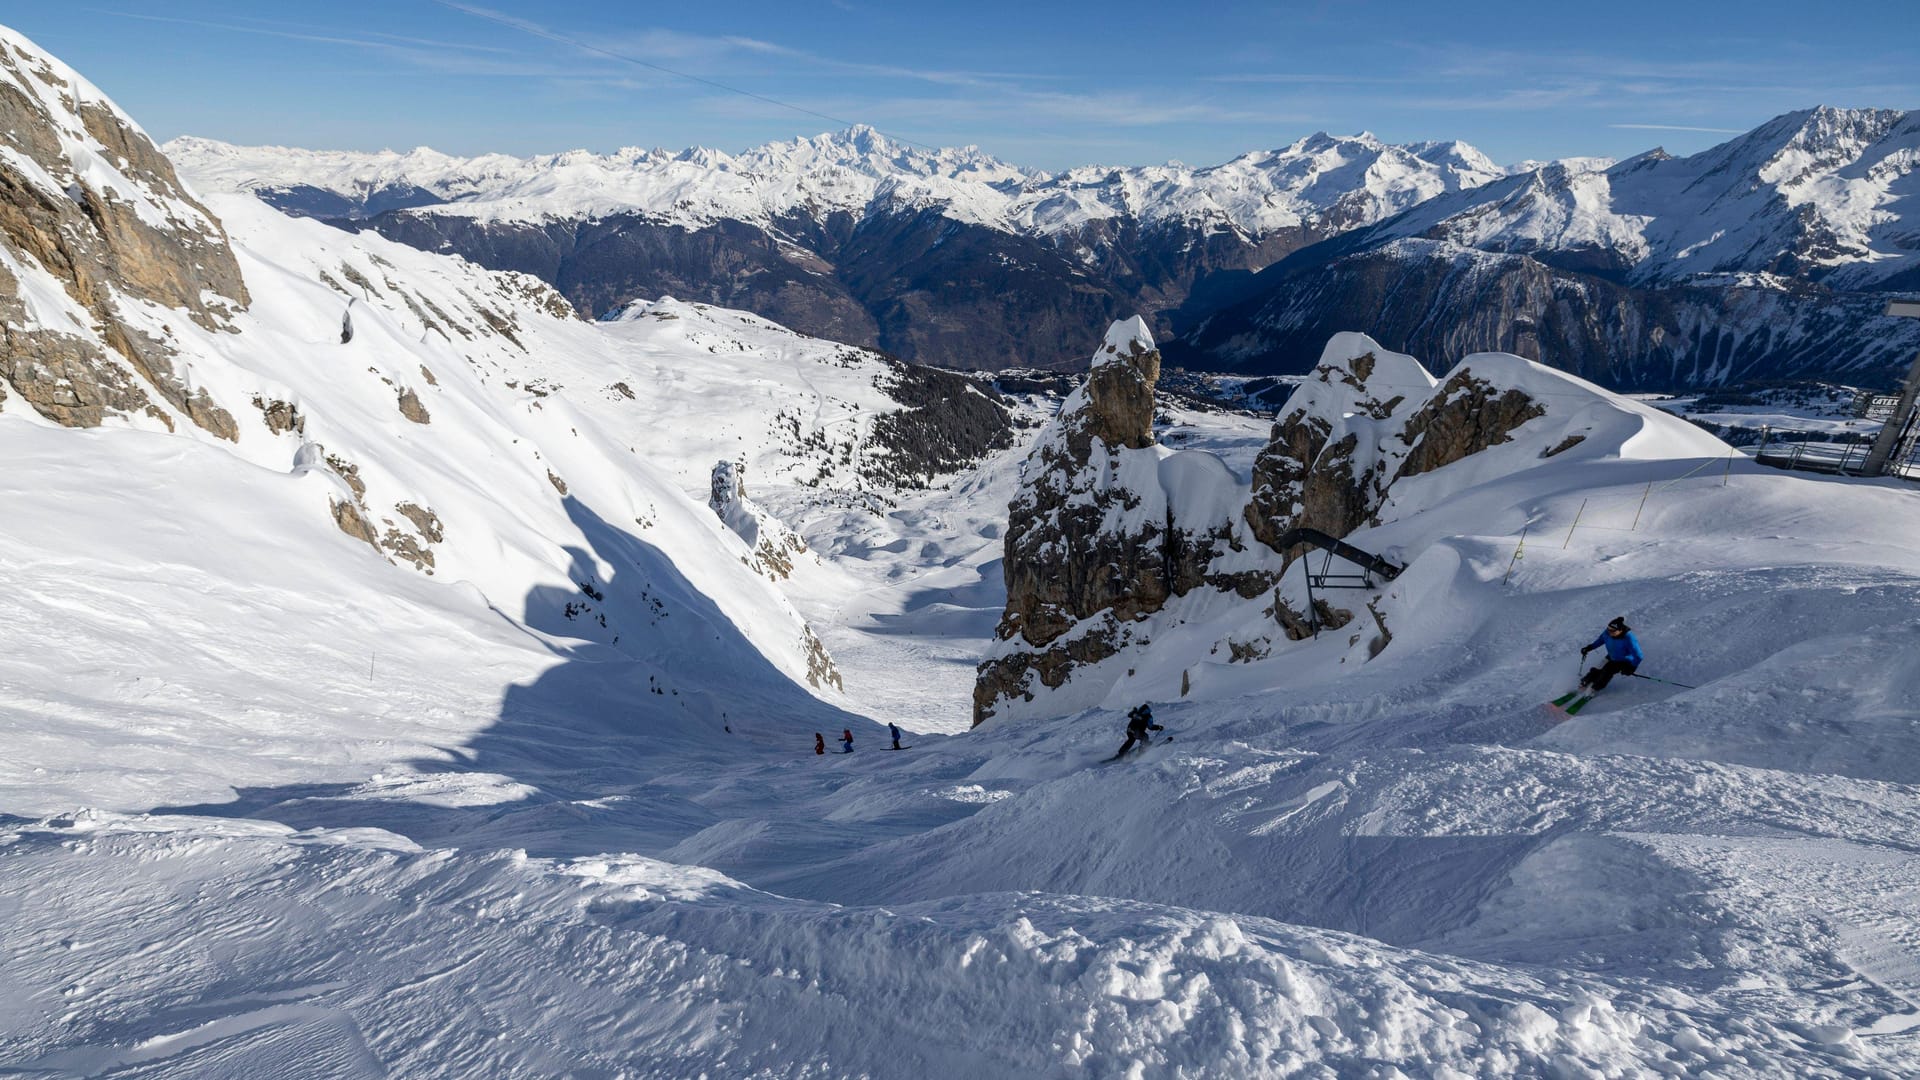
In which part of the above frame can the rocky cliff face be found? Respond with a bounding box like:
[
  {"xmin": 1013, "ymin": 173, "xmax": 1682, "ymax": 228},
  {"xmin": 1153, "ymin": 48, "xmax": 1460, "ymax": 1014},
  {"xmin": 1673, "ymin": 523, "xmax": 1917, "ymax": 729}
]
[
  {"xmin": 710, "ymin": 460, "xmax": 809, "ymax": 581},
  {"xmin": 974, "ymin": 318, "xmax": 1248, "ymax": 723},
  {"xmin": 0, "ymin": 28, "xmax": 248, "ymax": 436},
  {"xmin": 1244, "ymin": 335, "xmax": 1439, "ymax": 561}
]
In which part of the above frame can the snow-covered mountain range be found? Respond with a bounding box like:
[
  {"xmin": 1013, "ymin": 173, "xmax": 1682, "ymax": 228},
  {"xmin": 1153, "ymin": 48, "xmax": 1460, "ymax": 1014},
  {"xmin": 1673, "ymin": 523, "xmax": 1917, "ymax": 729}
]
[
  {"xmin": 167, "ymin": 126, "xmax": 1505, "ymax": 241},
  {"xmin": 1333, "ymin": 106, "xmax": 1920, "ymax": 290},
  {"xmin": 165, "ymin": 127, "xmax": 1511, "ymax": 372},
  {"xmin": 168, "ymin": 109, "xmax": 1920, "ymax": 389},
  {"xmin": 1184, "ymin": 107, "xmax": 1920, "ymax": 387},
  {"xmin": 10, "ymin": 22, "xmax": 1920, "ymax": 1077}
]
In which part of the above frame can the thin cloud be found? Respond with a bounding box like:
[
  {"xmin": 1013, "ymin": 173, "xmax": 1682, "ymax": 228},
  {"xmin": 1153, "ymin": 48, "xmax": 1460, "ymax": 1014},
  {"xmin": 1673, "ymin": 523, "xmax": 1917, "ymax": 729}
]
[
  {"xmin": 1611, "ymin": 123, "xmax": 1747, "ymax": 134},
  {"xmin": 1205, "ymin": 73, "xmax": 1423, "ymax": 86},
  {"xmin": 92, "ymin": 8, "xmax": 511, "ymax": 55}
]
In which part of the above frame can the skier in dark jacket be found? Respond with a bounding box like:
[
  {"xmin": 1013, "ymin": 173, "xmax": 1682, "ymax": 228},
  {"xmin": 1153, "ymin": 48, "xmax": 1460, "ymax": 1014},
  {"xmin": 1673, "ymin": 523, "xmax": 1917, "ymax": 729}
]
[
  {"xmin": 889, "ymin": 722, "xmax": 903, "ymax": 750},
  {"xmin": 814, "ymin": 732, "xmax": 825, "ymax": 756},
  {"xmin": 1579, "ymin": 616, "xmax": 1643, "ymax": 692},
  {"xmin": 1115, "ymin": 704, "xmax": 1163, "ymax": 758}
]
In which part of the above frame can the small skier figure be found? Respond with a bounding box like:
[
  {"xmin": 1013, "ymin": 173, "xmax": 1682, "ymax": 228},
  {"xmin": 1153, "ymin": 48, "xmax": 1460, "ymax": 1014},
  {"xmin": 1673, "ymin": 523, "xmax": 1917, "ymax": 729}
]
[
  {"xmin": 1115, "ymin": 704, "xmax": 1163, "ymax": 759},
  {"xmin": 889, "ymin": 722, "xmax": 903, "ymax": 750},
  {"xmin": 814, "ymin": 732, "xmax": 825, "ymax": 756},
  {"xmin": 1579, "ymin": 616, "xmax": 1643, "ymax": 692},
  {"xmin": 841, "ymin": 728, "xmax": 854, "ymax": 754}
]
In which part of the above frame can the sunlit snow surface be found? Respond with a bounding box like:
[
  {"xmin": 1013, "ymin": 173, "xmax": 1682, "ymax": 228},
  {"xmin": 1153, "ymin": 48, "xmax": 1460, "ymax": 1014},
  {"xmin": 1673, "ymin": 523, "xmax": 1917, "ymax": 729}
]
[
  {"xmin": 4, "ymin": 49, "xmax": 1920, "ymax": 1072},
  {"xmin": 9, "ymin": 315, "xmax": 1920, "ymax": 1074}
]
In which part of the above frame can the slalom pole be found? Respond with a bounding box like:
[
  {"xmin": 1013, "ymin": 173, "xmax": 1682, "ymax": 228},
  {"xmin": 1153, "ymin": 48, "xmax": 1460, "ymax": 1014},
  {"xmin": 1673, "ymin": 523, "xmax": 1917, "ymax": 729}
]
[{"xmin": 1627, "ymin": 672, "xmax": 1698, "ymax": 689}]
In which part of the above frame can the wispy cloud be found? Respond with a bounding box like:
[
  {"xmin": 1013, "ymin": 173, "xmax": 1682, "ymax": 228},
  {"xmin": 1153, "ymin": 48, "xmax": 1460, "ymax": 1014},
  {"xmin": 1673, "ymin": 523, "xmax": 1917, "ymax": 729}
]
[
  {"xmin": 1610, "ymin": 123, "xmax": 1747, "ymax": 134},
  {"xmin": 1204, "ymin": 73, "xmax": 1424, "ymax": 86},
  {"xmin": 93, "ymin": 8, "xmax": 510, "ymax": 55}
]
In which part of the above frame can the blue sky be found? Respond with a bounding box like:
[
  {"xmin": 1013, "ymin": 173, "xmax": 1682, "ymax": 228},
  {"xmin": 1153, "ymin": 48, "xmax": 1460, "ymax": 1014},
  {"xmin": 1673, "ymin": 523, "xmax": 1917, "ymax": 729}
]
[{"xmin": 9, "ymin": 1, "xmax": 1916, "ymax": 169}]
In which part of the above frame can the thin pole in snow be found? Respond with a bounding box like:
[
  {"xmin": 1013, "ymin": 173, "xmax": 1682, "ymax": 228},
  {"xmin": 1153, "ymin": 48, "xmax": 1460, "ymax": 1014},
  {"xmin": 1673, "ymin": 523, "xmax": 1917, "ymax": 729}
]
[
  {"xmin": 1631, "ymin": 481, "xmax": 1653, "ymax": 531},
  {"xmin": 1722, "ymin": 448, "xmax": 1735, "ymax": 486},
  {"xmin": 1562, "ymin": 499, "xmax": 1587, "ymax": 549},
  {"xmin": 370, "ymin": 652, "xmax": 375, "ymax": 683},
  {"xmin": 1502, "ymin": 525, "xmax": 1528, "ymax": 586}
]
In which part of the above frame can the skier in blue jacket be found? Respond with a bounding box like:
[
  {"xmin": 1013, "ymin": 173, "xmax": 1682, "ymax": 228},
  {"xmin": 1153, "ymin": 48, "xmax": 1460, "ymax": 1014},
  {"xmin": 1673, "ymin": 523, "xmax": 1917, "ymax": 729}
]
[{"xmin": 1579, "ymin": 616, "xmax": 1643, "ymax": 692}]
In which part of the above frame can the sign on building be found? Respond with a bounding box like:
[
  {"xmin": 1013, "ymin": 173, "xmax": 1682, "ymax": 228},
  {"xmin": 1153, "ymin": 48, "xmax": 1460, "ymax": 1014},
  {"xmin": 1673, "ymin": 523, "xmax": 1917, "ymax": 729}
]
[{"xmin": 1855, "ymin": 392, "xmax": 1904, "ymax": 421}]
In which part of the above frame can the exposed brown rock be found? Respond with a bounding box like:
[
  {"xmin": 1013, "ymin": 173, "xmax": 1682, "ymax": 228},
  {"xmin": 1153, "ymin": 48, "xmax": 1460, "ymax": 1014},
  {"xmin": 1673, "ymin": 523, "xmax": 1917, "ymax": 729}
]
[
  {"xmin": 1271, "ymin": 593, "xmax": 1353, "ymax": 642},
  {"xmin": 547, "ymin": 470, "xmax": 568, "ymax": 496},
  {"xmin": 1364, "ymin": 599, "xmax": 1392, "ymax": 659},
  {"xmin": 0, "ymin": 41, "xmax": 248, "ymax": 437},
  {"xmin": 709, "ymin": 460, "xmax": 807, "ymax": 580},
  {"xmin": 1543, "ymin": 434, "xmax": 1586, "ymax": 458},
  {"xmin": 398, "ymin": 387, "xmax": 432, "ymax": 424},
  {"xmin": 1242, "ymin": 345, "xmax": 1433, "ymax": 565},
  {"xmin": 253, "ymin": 396, "xmax": 304, "ymax": 436},
  {"xmin": 326, "ymin": 454, "xmax": 366, "ymax": 500},
  {"xmin": 1397, "ymin": 371, "xmax": 1545, "ymax": 478},
  {"xmin": 802, "ymin": 627, "xmax": 843, "ymax": 692},
  {"xmin": 380, "ymin": 524, "xmax": 435, "ymax": 572},
  {"xmin": 978, "ymin": 320, "xmax": 1237, "ymax": 724},
  {"xmin": 330, "ymin": 498, "xmax": 379, "ymax": 549},
  {"xmin": 396, "ymin": 502, "xmax": 443, "ymax": 543}
]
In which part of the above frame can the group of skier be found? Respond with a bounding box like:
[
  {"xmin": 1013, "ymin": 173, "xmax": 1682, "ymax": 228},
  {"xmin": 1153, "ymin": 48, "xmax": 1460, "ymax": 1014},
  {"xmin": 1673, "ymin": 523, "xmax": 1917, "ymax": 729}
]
[
  {"xmin": 814, "ymin": 722, "xmax": 906, "ymax": 755},
  {"xmin": 805, "ymin": 614, "xmax": 1655, "ymax": 760}
]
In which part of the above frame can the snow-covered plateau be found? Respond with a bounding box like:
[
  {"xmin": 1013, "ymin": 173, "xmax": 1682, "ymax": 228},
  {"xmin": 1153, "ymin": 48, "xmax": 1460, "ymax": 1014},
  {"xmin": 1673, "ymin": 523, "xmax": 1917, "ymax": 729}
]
[{"xmin": 5, "ymin": 23, "xmax": 1920, "ymax": 1080}]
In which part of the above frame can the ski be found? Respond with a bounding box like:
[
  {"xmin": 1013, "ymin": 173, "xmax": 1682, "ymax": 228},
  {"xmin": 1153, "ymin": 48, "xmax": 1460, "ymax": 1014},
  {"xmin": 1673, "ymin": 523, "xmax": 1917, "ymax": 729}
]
[
  {"xmin": 1562, "ymin": 694, "xmax": 1597, "ymax": 715},
  {"xmin": 1100, "ymin": 733, "xmax": 1174, "ymax": 764},
  {"xmin": 1550, "ymin": 691, "xmax": 1582, "ymax": 708}
]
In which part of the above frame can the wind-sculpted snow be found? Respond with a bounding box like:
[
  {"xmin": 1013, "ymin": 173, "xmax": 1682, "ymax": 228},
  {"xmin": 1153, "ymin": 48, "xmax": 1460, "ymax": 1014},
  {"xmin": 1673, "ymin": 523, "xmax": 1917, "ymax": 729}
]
[{"xmin": 0, "ymin": 813, "xmax": 1876, "ymax": 1077}]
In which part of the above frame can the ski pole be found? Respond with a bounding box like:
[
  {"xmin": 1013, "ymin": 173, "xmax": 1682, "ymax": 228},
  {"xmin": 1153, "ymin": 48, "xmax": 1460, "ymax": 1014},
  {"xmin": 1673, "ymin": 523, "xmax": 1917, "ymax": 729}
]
[{"xmin": 1627, "ymin": 672, "xmax": 1697, "ymax": 689}]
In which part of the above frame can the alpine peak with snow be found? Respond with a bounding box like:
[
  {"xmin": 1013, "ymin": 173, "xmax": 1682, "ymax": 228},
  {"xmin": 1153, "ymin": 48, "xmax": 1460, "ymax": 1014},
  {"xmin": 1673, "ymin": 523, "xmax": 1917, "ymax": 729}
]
[
  {"xmin": 167, "ymin": 109, "xmax": 1920, "ymax": 387},
  {"xmin": 165, "ymin": 125, "xmax": 1511, "ymax": 372},
  {"xmin": 9, "ymin": 20, "xmax": 1920, "ymax": 1078}
]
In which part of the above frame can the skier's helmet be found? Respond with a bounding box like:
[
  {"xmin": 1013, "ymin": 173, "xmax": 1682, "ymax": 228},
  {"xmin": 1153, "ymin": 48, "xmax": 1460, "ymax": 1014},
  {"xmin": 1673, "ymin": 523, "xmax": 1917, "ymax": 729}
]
[{"xmin": 1607, "ymin": 616, "xmax": 1630, "ymax": 633}]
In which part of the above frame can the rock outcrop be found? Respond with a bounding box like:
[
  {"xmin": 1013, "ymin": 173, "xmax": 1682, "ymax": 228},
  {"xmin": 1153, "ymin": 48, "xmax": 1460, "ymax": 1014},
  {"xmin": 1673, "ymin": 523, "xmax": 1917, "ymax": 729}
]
[
  {"xmin": 0, "ymin": 28, "xmax": 248, "ymax": 437},
  {"xmin": 710, "ymin": 460, "xmax": 809, "ymax": 581},
  {"xmin": 975, "ymin": 318, "xmax": 1241, "ymax": 724},
  {"xmin": 1397, "ymin": 369, "xmax": 1547, "ymax": 478},
  {"xmin": 1244, "ymin": 334, "xmax": 1438, "ymax": 562},
  {"xmin": 978, "ymin": 324, "xmax": 1661, "ymax": 723}
]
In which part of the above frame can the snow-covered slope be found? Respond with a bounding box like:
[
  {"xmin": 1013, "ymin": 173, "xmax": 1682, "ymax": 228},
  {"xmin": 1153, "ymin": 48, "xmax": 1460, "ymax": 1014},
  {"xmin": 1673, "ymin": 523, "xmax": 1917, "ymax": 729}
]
[
  {"xmin": 9, "ymin": 24, "xmax": 1920, "ymax": 1078},
  {"xmin": 168, "ymin": 127, "xmax": 1504, "ymax": 242}
]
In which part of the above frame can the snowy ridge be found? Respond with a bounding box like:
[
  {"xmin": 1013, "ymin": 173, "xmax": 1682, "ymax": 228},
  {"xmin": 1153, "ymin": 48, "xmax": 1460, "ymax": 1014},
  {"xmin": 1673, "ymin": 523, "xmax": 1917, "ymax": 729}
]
[
  {"xmin": 165, "ymin": 127, "xmax": 1505, "ymax": 240},
  {"xmin": 1365, "ymin": 106, "xmax": 1920, "ymax": 287},
  {"xmin": 0, "ymin": 25, "xmax": 208, "ymax": 233}
]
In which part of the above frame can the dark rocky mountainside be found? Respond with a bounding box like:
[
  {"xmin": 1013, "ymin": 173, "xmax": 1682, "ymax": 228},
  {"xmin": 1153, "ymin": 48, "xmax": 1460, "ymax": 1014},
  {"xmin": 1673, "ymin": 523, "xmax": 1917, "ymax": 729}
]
[
  {"xmin": 1173, "ymin": 238, "xmax": 1920, "ymax": 390},
  {"xmin": 347, "ymin": 205, "xmax": 1283, "ymax": 373}
]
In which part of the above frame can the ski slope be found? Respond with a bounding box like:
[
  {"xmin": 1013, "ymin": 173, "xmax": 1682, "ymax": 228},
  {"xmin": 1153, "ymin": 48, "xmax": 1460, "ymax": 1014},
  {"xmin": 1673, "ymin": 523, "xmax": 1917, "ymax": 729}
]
[
  {"xmin": 5, "ymin": 22, "xmax": 1920, "ymax": 1077},
  {"xmin": 9, "ymin": 333, "xmax": 1920, "ymax": 1075}
]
